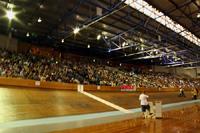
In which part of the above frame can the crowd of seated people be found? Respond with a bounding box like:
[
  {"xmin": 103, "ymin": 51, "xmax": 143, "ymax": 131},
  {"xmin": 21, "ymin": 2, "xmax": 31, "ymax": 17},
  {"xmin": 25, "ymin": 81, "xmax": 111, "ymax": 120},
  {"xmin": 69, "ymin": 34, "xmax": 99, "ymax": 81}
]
[
  {"xmin": 137, "ymin": 72, "xmax": 200, "ymax": 89},
  {"xmin": 0, "ymin": 49, "xmax": 135, "ymax": 86},
  {"xmin": 0, "ymin": 49, "xmax": 199, "ymax": 89}
]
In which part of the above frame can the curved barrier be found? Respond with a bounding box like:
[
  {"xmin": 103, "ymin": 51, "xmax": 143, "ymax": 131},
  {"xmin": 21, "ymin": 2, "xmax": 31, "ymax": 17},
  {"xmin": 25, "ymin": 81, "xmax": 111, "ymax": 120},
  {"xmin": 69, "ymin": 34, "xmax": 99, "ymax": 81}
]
[
  {"xmin": 0, "ymin": 77, "xmax": 195, "ymax": 92},
  {"xmin": 0, "ymin": 77, "xmax": 77, "ymax": 90}
]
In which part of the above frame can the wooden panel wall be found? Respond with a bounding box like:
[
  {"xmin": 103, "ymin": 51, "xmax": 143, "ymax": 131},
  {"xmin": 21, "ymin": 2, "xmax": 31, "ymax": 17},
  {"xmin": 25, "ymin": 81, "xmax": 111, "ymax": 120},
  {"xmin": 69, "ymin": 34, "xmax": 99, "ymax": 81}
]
[
  {"xmin": 0, "ymin": 77, "xmax": 77, "ymax": 90},
  {"xmin": 0, "ymin": 77, "xmax": 194, "ymax": 92}
]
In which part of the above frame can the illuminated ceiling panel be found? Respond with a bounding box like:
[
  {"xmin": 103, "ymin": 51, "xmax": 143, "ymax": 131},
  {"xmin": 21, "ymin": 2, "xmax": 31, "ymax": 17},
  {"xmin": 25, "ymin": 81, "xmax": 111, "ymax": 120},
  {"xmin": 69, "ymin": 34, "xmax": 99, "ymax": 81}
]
[{"xmin": 124, "ymin": 0, "xmax": 200, "ymax": 46}]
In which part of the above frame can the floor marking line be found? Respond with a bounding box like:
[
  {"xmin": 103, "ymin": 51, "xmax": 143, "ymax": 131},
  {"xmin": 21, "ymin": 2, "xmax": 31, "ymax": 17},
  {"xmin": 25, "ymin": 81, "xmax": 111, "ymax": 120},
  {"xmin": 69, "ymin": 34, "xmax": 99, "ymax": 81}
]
[{"xmin": 81, "ymin": 91, "xmax": 131, "ymax": 113}]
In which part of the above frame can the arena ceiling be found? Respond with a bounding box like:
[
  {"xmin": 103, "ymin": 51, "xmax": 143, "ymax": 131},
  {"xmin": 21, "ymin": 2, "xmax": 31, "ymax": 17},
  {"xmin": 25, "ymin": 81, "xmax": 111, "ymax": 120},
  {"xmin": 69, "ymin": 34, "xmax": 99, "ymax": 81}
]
[{"xmin": 0, "ymin": 0, "xmax": 200, "ymax": 67}]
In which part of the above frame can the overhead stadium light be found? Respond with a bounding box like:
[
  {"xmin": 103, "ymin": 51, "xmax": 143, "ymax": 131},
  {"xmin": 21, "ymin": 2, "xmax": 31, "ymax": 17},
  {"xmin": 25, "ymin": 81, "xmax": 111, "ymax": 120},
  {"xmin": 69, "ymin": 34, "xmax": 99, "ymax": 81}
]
[
  {"xmin": 73, "ymin": 27, "xmax": 80, "ymax": 34},
  {"xmin": 122, "ymin": 42, "xmax": 126, "ymax": 47},
  {"xmin": 141, "ymin": 46, "xmax": 144, "ymax": 51},
  {"xmin": 61, "ymin": 39, "xmax": 64, "ymax": 43},
  {"xmin": 26, "ymin": 32, "xmax": 30, "ymax": 37},
  {"xmin": 6, "ymin": 10, "xmax": 15, "ymax": 20},
  {"xmin": 97, "ymin": 34, "xmax": 101, "ymax": 40},
  {"xmin": 124, "ymin": 0, "xmax": 200, "ymax": 46},
  {"xmin": 197, "ymin": 13, "xmax": 200, "ymax": 18},
  {"xmin": 39, "ymin": 4, "xmax": 44, "ymax": 9},
  {"xmin": 38, "ymin": 17, "xmax": 42, "ymax": 23}
]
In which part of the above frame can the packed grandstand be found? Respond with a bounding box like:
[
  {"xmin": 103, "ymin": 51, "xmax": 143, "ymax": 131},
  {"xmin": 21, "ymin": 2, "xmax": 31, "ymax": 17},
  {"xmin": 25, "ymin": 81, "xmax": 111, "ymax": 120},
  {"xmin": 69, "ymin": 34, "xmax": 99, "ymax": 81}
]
[{"xmin": 0, "ymin": 49, "xmax": 199, "ymax": 89}]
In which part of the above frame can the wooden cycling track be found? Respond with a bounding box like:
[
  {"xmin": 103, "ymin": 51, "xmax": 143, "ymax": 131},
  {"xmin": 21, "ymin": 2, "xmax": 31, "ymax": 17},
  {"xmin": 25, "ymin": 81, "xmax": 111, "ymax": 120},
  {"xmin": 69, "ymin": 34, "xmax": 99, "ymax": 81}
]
[{"xmin": 0, "ymin": 85, "xmax": 197, "ymax": 124}]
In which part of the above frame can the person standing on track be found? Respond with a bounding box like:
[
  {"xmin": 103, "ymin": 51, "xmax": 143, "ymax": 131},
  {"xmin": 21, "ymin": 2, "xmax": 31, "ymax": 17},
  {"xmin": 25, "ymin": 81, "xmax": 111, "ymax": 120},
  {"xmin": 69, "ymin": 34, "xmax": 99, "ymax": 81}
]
[
  {"xmin": 179, "ymin": 86, "xmax": 186, "ymax": 97},
  {"xmin": 139, "ymin": 91, "xmax": 150, "ymax": 118},
  {"xmin": 192, "ymin": 88, "xmax": 198, "ymax": 100}
]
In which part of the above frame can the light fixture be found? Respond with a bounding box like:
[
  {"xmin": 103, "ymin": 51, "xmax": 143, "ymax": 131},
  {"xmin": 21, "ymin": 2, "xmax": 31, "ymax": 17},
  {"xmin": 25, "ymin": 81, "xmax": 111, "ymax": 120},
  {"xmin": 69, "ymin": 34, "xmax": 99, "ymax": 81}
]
[
  {"xmin": 197, "ymin": 13, "xmax": 200, "ymax": 18},
  {"xmin": 38, "ymin": 17, "xmax": 42, "ymax": 23},
  {"xmin": 105, "ymin": 36, "xmax": 108, "ymax": 39},
  {"xmin": 97, "ymin": 34, "xmax": 101, "ymax": 40},
  {"xmin": 122, "ymin": 42, "xmax": 126, "ymax": 47},
  {"xmin": 26, "ymin": 32, "xmax": 30, "ymax": 37},
  {"xmin": 93, "ymin": 59, "xmax": 95, "ymax": 62},
  {"xmin": 140, "ymin": 38, "xmax": 144, "ymax": 43},
  {"xmin": 6, "ymin": 10, "xmax": 15, "ymax": 20},
  {"xmin": 87, "ymin": 44, "xmax": 90, "ymax": 48},
  {"xmin": 39, "ymin": 4, "xmax": 44, "ymax": 9},
  {"xmin": 73, "ymin": 27, "xmax": 80, "ymax": 34},
  {"xmin": 155, "ymin": 50, "xmax": 158, "ymax": 54},
  {"xmin": 61, "ymin": 39, "xmax": 64, "ymax": 43},
  {"xmin": 120, "ymin": 63, "xmax": 122, "ymax": 66},
  {"xmin": 141, "ymin": 46, "xmax": 144, "ymax": 51}
]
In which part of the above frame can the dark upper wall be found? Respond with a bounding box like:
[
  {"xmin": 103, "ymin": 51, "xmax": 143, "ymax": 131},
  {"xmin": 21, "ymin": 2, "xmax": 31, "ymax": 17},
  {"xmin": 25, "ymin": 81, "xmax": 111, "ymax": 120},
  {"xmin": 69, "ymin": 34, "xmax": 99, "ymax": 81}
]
[{"xmin": 153, "ymin": 66, "xmax": 200, "ymax": 79}]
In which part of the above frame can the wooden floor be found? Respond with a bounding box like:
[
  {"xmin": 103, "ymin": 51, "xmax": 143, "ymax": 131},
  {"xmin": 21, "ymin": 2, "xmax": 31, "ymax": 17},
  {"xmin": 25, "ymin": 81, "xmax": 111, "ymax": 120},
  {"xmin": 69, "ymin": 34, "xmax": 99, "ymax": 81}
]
[
  {"xmin": 0, "ymin": 86, "xmax": 113, "ymax": 123},
  {"xmin": 53, "ymin": 105, "xmax": 200, "ymax": 133},
  {"xmin": 0, "ymin": 85, "xmax": 196, "ymax": 124},
  {"xmin": 91, "ymin": 91, "xmax": 194, "ymax": 109}
]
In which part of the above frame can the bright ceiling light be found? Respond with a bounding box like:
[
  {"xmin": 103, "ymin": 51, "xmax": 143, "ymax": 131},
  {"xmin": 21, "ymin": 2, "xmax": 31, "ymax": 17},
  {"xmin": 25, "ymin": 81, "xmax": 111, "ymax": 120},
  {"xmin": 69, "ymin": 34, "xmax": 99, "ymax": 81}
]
[
  {"xmin": 97, "ymin": 34, "xmax": 101, "ymax": 40},
  {"xmin": 87, "ymin": 44, "xmax": 90, "ymax": 48},
  {"xmin": 122, "ymin": 42, "xmax": 126, "ymax": 47},
  {"xmin": 197, "ymin": 13, "xmax": 200, "ymax": 18},
  {"xmin": 38, "ymin": 17, "xmax": 42, "ymax": 23},
  {"xmin": 124, "ymin": 0, "xmax": 200, "ymax": 46},
  {"xmin": 61, "ymin": 39, "xmax": 64, "ymax": 43},
  {"xmin": 6, "ymin": 10, "xmax": 15, "ymax": 20},
  {"xmin": 73, "ymin": 27, "xmax": 80, "ymax": 34},
  {"xmin": 141, "ymin": 46, "xmax": 144, "ymax": 51},
  {"xmin": 39, "ymin": 4, "xmax": 44, "ymax": 9},
  {"xmin": 26, "ymin": 32, "xmax": 30, "ymax": 37}
]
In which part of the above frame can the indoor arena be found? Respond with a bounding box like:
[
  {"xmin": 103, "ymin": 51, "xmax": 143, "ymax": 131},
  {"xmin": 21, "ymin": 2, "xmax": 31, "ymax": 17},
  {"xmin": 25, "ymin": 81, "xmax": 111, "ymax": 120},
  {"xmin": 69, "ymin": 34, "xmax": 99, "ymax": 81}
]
[{"xmin": 0, "ymin": 0, "xmax": 200, "ymax": 133}]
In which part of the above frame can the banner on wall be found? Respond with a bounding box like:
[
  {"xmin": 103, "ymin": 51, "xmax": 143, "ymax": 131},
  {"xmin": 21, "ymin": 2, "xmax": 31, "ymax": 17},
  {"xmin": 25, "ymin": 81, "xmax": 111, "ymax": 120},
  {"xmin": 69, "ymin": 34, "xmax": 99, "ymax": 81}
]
[{"xmin": 120, "ymin": 85, "xmax": 136, "ymax": 92}]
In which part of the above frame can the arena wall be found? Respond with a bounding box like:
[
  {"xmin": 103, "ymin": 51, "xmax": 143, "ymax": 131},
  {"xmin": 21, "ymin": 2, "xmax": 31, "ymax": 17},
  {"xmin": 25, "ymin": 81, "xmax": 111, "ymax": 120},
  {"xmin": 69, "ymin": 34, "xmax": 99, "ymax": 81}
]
[
  {"xmin": 197, "ymin": 68, "xmax": 200, "ymax": 79},
  {"xmin": 153, "ymin": 66, "xmax": 199, "ymax": 79},
  {"xmin": 0, "ymin": 77, "xmax": 193, "ymax": 92},
  {"xmin": 0, "ymin": 34, "xmax": 18, "ymax": 52}
]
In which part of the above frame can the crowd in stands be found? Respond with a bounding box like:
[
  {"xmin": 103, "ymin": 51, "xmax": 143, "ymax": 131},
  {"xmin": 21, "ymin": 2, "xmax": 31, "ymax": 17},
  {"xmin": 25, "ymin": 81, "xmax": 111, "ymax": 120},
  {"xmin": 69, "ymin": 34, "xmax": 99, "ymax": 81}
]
[
  {"xmin": 0, "ymin": 49, "xmax": 135, "ymax": 86},
  {"xmin": 0, "ymin": 49, "xmax": 199, "ymax": 89},
  {"xmin": 137, "ymin": 73, "xmax": 199, "ymax": 89}
]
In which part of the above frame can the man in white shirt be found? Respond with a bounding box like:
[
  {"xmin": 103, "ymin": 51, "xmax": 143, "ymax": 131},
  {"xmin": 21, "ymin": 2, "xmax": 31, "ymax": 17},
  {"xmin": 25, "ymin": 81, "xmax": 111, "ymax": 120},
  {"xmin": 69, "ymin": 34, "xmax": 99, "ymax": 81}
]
[{"xmin": 139, "ymin": 91, "xmax": 150, "ymax": 117}]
